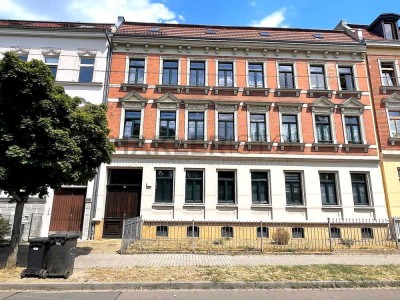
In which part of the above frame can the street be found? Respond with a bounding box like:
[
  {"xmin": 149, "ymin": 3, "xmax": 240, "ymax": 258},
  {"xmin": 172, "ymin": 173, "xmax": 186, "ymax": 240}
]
[{"xmin": 0, "ymin": 289, "xmax": 400, "ymax": 300}]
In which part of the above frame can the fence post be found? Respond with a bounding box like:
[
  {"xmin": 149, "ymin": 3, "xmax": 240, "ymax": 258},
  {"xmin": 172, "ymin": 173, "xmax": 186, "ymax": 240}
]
[
  {"xmin": 260, "ymin": 221, "xmax": 263, "ymax": 253},
  {"xmin": 394, "ymin": 218, "xmax": 400, "ymax": 250},
  {"xmin": 120, "ymin": 218, "xmax": 126, "ymax": 255},
  {"xmin": 327, "ymin": 218, "xmax": 332, "ymax": 253},
  {"xmin": 192, "ymin": 220, "xmax": 195, "ymax": 253}
]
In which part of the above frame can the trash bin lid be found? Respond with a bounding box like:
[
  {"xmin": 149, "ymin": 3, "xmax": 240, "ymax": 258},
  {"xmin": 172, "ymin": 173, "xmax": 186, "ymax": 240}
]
[
  {"xmin": 28, "ymin": 237, "xmax": 50, "ymax": 244},
  {"xmin": 49, "ymin": 232, "xmax": 80, "ymax": 240}
]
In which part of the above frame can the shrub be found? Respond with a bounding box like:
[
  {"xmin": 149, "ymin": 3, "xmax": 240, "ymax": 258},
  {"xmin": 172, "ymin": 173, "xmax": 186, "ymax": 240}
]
[
  {"xmin": 0, "ymin": 217, "xmax": 11, "ymax": 242},
  {"xmin": 272, "ymin": 227, "xmax": 290, "ymax": 245}
]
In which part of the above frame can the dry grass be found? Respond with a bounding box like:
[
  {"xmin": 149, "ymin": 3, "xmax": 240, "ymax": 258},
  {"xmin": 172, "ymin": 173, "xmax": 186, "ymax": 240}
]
[{"xmin": 77, "ymin": 239, "xmax": 122, "ymax": 254}]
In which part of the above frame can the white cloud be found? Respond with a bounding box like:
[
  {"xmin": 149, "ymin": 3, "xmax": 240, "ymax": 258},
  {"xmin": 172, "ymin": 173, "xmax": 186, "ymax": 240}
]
[
  {"xmin": 250, "ymin": 1, "xmax": 256, "ymax": 6},
  {"xmin": 0, "ymin": 0, "xmax": 47, "ymax": 20},
  {"xmin": 67, "ymin": 0, "xmax": 182, "ymax": 23},
  {"xmin": 250, "ymin": 8, "xmax": 289, "ymax": 28}
]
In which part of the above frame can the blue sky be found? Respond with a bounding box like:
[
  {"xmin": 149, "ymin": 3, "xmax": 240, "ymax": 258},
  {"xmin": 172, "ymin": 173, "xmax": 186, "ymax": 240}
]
[{"xmin": 1, "ymin": 0, "xmax": 400, "ymax": 29}]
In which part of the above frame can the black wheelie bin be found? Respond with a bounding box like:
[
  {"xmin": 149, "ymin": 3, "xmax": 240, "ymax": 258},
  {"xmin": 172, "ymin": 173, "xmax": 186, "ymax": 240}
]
[
  {"xmin": 21, "ymin": 237, "xmax": 49, "ymax": 278},
  {"xmin": 45, "ymin": 232, "xmax": 80, "ymax": 279}
]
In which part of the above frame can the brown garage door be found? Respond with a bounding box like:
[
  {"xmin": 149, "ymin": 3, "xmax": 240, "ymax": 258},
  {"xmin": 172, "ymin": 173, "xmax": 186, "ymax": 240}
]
[{"xmin": 49, "ymin": 188, "xmax": 86, "ymax": 233}]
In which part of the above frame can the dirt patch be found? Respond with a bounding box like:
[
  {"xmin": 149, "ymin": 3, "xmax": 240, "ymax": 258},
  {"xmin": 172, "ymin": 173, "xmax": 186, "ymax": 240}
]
[{"xmin": 76, "ymin": 239, "xmax": 121, "ymax": 255}]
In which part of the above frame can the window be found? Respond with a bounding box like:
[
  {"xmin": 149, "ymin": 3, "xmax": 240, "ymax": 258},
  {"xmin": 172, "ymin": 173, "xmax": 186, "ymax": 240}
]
[
  {"xmin": 285, "ymin": 172, "xmax": 303, "ymax": 205},
  {"xmin": 185, "ymin": 170, "xmax": 203, "ymax": 204},
  {"xmin": 278, "ymin": 64, "xmax": 295, "ymax": 88},
  {"xmin": 187, "ymin": 226, "xmax": 200, "ymax": 238},
  {"xmin": 189, "ymin": 61, "xmax": 205, "ymax": 86},
  {"xmin": 292, "ymin": 227, "xmax": 304, "ymax": 238},
  {"xmin": 159, "ymin": 111, "xmax": 176, "ymax": 140},
  {"xmin": 45, "ymin": 57, "xmax": 58, "ymax": 78},
  {"xmin": 218, "ymin": 171, "xmax": 235, "ymax": 204},
  {"xmin": 218, "ymin": 62, "xmax": 234, "ymax": 86},
  {"xmin": 156, "ymin": 226, "xmax": 168, "ymax": 237},
  {"xmin": 384, "ymin": 23, "xmax": 398, "ymax": 40},
  {"xmin": 248, "ymin": 63, "xmax": 264, "ymax": 87},
  {"xmin": 344, "ymin": 116, "xmax": 362, "ymax": 144},
  {"xmin": 251, "ymin": 172, "xmax": 269, "ymax": 204},
  {"xmin": 155, "ymin": 170, "xmax": 174, "ymax": 203},
  {"xmin": 218, "ymin": 113, "xmax": 234, "ymax": 141},
  {"xmin": 129, "ymin": 59, "xmax": 145, "ymax": 83},
  {"xmin": 315, "ymin": 115, "xmax": 332, "ymax": 143},
  {"xmin": 78, "ymin": 57, "xmax": 95, "ymax": 82},
  {"xmin": 320, "ymin": 173, "xmax": 338, "ymax": 205},
  {"xmin": 351, "ymin": 173, "xmax": 369, "ymax": 206},
  {"xmin": 398, "ymin": 168, "xmax": 400, "ymax": 181},
  {"xmin": 361, "ymin": 227, "xmax": 374, "ymax": 239},
  {"xmin": 381, "ymin": 62, "xmax": 397, "ymax": 86},
  {"xmin": 250, "ymin": 114, "xmax": 266, "ymax": 142},
  {"xmin": 123, "ymin": 111, "xmax": 141, "ymax": 138},
  {"xmin": 282, "ymin": 115, "xmax": 299, "ymax": 142},
  {"xmin": 310, "ymin": 65, "xmax": 326, "ymax": 89},
  {"xmin": 257, "ymin": 227, "xmax": 269, "ymax": 238},
  {"xmin": 389, "ymin": 111, "xmax": 400, "ymax": 137},
  {"xmin": 221, "ymin": 226, "xmax": 234, "ymax": 238},
  {"xmin": 162, "ymin": 60, "xmax": 178, "ymax": 85},
  {"xmin": 188, "ymin": 112, "xmax": 204, "ymax": 140},
  {"xmin": 330, "ymin": 227, "xmax": 341, "ymax": 239},
  {"xmin": 338, "ymin": 66, "xmax": 355, "ymax": 91},
  {"xmin": 18, "ymin": 55, "xmax": 28, "ymax": 62}
]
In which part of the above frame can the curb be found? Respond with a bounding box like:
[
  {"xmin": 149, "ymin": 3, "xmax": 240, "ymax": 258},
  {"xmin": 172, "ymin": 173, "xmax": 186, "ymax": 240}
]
[{"xmin": 1, "ymin": 280, "xmax": 400, "ymax": 291}]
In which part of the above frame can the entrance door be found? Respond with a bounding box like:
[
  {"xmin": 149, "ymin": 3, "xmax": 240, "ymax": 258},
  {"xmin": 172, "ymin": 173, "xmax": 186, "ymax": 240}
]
[
  {"xmin": 103, "ymin": 186, "xmax": 141, "ymax": 237},
  {"xmin": 49, "ymin": 188, "xmax": 86, "ymax": 233}
]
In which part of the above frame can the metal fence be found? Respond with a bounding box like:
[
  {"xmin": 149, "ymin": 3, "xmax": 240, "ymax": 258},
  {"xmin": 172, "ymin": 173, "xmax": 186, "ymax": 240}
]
[
  {"xmin": 121, "ymin": 217, "xmax": 399, "ymax": 254},
  {"xmin": 0, "ymin": 213, "xmax": 42, "ymax": 242}
]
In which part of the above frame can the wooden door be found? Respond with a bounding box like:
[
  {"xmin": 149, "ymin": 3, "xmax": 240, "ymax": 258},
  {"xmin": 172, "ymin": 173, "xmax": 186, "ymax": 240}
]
[
  {"xmin": 103, "ymin": 186, "xmax": 141, "ymax": 238},
  {"xmin": 49, "ymin": 188, "xmax": 86, "ymax": 232}
]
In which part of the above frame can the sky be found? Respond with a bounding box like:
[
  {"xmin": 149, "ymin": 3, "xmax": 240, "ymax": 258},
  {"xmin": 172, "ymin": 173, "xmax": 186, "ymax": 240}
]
[{"xmin": 1, "ymin": 0, "xmax": 400, "ymax": 29}]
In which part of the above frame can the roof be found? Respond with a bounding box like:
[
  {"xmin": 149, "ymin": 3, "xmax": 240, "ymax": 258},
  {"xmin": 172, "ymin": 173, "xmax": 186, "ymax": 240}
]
[
  {"xmin": 0, "ymin": 19, "xmax": 112, "ymax": 31},
  {"xmin": 116, "ymin": 22, "xmax": 359, "ymax": 44},
  {"xmin": 347, "ymin": 24, "xmax": 385, "ymax": 41}
]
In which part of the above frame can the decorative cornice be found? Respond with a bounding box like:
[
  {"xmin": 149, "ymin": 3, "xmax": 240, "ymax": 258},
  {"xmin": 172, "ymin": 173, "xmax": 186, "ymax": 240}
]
[
  {"xmin": 184, "ymin": 102, "xmax": 210, "ymax": 110},
  {"xmin": 276, "ymin": 102, "xmax": 303, "ymax": 113},
  {"xmin": 245, "ymin": 102, "xmax": 270, "ymax": 113},
  {"xmin": 339, "ymin": 97, "xmax": 365, "ymax": 114},
  {"xmin": 382, "ymin": 92, "xmax": 400, "ymax": 108},
  {"xmin": 10, "ymin": 46, "xmax": 29, "ymax": 55},
  {"xmin": 213, "ymin": 102, "xmax": 239, "ymax": 111},
  {"xmin": 310, "ymin": 96, "xmax": 335, "ymax": 113},
  {"xmin": 41, "ymin": 47, "xmax": 61, "ymax": 56},
  {"xmin": 77, "ymin": 48, "xmax": 97, "ymax": 56}
]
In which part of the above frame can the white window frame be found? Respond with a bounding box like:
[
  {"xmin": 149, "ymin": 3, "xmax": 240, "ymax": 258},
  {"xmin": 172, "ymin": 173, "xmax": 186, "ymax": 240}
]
[
  {"xmin": 184, "ymin": 107, "xmax": 208, "ymax": 141},
  {"xmin": 119, "ymin": 106, "xmax": 145, "ymax": 139},
  {"xmin": 350, "ymin": 171, "xmax": 373, "ymax": 207},
  {"xmin": 318, "ymin": 171, "xmax": 341, "ymax": 206},
  {"xmin": 78, "ymin": 55, "xmax": 96, "ymax": 82},
  {"xmin": 154, "ymin": 168, "xmax": 175, "ymax": 204},
  {"xmin": 246, "ymin": 60, "xmax": 267, "ymax": 88},
  {"xmin": 186, "ymin": 58, "xmax": 208, "ymax": 86},
  {"xmin": 155, "ymin": 107, "xmax": 180, "ymax": 140},
  {"xmin": 247, "ymin": 110, "xmax": 270, "ymax": 142},
  {"xmin": 159, "ymin": 57, "xmax": 181, "ymax": 85},
  {"xmin": 215, "ymin": 59, "xmax": 237, "ymax": 87},
  {"xmin": 276, "ymin": 61, "xmax": 298, "ymax": 89},
  {"xmin": 214, "ymin": 105, "xmax": 238, "ymax": 142},
  {"xmin": 278, "ymin": 107, "xmax": 303, "ymax": 143},
  {"xmin": 250, "ymin": 169, "xmax": 271, "ymax": 205},
  {"xmin": 386, "ymin": 108, "xmax": 400, "ymax": 138},
  {"xmin": 44, "ymin": 55, "xmax": 59, "ymax": 80},
  {"xmin": 125, "ymin": 55, "xmax": 148, "ymax": 84},
  {"xmin": 184, "ymin": 168, "xmax": 205, "ymax": 204},
  {"xmin": 312, "ymin": 112, "xmax": 337, "ymax": 144},
  {"xmin": 283, "ymin": 170, "xmax": 306, "ymax": 206},
  {"xmin": 216, "ymin": 169, "xmax": 237, "ymax": 205},
  {"xmin": 336, "ymin": 64, "xmax": 359, "ymax": 91},
  {"xmin": 378, "ymin": 59, "xmax": 400, "ymax": 87},
  {"xmin": 341, "ymin": 113, "xmax": 366, "ymax": 144},
  {"xmin": 308, "ymin": 63, "xmax": 330, "ymax": 90}
]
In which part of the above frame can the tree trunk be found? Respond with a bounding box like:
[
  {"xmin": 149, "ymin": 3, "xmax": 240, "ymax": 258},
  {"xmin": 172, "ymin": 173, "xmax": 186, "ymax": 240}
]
[{"xmin": 6, "ymin": 200, "xmax": 25, "ymax": 268}]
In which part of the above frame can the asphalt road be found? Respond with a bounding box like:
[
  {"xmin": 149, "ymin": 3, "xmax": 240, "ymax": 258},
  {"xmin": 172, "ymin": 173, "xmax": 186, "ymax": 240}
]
[{"xmin": 1, "ymin": 289, "xmax": 400, "ymax": 300}]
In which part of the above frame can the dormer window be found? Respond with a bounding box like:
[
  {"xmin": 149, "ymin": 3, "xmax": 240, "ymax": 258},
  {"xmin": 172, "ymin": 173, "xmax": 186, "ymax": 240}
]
[{"xmin": 384, "ymin": 22, "xmax": 398, "ymax": 40}]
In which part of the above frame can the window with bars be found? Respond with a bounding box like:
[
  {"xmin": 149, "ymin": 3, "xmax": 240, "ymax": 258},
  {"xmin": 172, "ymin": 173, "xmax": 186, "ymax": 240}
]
[
  {"xmin": 361, "ymin": 227, "xmax": 374, "ymax": 239},
  {"xmin": 278, "ymin": 64, "xmax": 295, "ymax": 88},
  {"xmin": 248, "ymin": 63, "xmax": 264, "ymax": 87},
  {"xmin": 330, "ymin": 227, "xmax": 341, "ymax": 239},
  {"xmin": 185, "ymin": 170, "xmax": 203, "ymax": 204},
  {"xmin": 285, "ymin": 172, "xmax": 303, "ymax": 205},
  {"xmin": 338, "ymin": 66, "xmax": 355, "ymax": 90},
  {"xmin": 187, "ymin": 226, "xmax": 200, "ymax": 237},
  {"xmin": 128, "ymin": 59, "xmax": 145, "ymax": 83},
  {"xmin": 78, "ymin": 57, "xmax": 95, "ymax": 82},
  {"xmin": 320, "ymin": 173, "xmax": 338, "ymax": 205},
  {"xmin": 315, "ymin": 115, "xmax": 332, "ymax": 143},
  {"xmin": 123, "ymin": 111, "xmax": 141, "ymax": 138},
  {"xmin": 257, "ymin": 227, "xmax": 269, "ymax": 238},
  {"xmin": 250, "ymin": 114, "xmax": 266, "ymax": 142},
  {"xmin": 218, "ymin": 62, "xmax": 234, "ymax": 86},
  {"xmin": 351, "ymin": 173, "xmax": 369, "ymax": 206},
  {"xmin": 45, "ymin": 56, "xmax": 59, "ymax": 78},
  {"xmin": 310, "ymin": 65, "xmax": 326, "ymax": 90},
  {"xmin": 156, "ymin": 226, "xmax": 168, "ymax": 237},
  {"xmin": 381, "ymin": 62, "xmax": 397, "ymax": 86},
  {"xmin": 388, "ymin": 111, "xmax": 400, "ymax": 138},
  {"xmin": 282, "ymin": 114, "xmax": 299, "ymax": 142},
  {"xmin": 188, "ymin": 112, "xmax": 204, "ymax": 140},
  {"xmin": 221, "ymin": 226, "xmax": 234, "ymax": 238},
  {"xmin": 155, "ymin": 170, "xmax": 174, "ymax": 203},
  {"xmin": 189, "ymin": 61, "xmax": 205, "ymax": 86},
  {"xmin": 218, "ymin": 113, "xmax": 234, "ymax": 141},
  {"xmin": 251, "ymin": 172, "xmax": 269, "ymax": 204},
  {"xmin": 344, "ymin": 116, "xmax": 362, "ymax": 144},
  {"xmin": 292, "ymin": 227, "xmax": 304, "ymax": 238},
  {"xmin": 162, "ymin": 60, "xmax": 179, "ymax": 85},
  {"xmin": 159, "ymin": 111, "xmax": 176, "ymax": 140},
  {"xmin": 218, "ymin": 171, "xmax": 235, "ymax": 204}
]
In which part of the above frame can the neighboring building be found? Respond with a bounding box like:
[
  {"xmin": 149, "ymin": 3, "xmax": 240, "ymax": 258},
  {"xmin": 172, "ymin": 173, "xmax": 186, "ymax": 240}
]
[
  {"xmin": 95, "ymin": 19, "xmax": 387, "ymax": 239},
  {"xmin": 0, "ymin": 20, "xmax": 112, "ymax": 239},
  {"xmin": 337, "ymin": 14, "xmax": 400, "ymax": 217}
]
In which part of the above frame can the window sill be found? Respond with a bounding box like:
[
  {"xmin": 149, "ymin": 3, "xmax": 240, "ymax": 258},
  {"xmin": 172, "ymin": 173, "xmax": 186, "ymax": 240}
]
[
  {"xmin": 184, "ymin": 85, "xmax": 210, "ymax": 94},
  {"xmin": 246, "ymin": 141, "xmax": 272, "ymax": 150},
  {"xmin": 153, "ymin": 139, "xmax": 180, "ymax": 148},
  {"xmin": 212, "ymin": 86, "xmax": 239, "ymax": 95},
  {"xmin": 278, "ymin": 142, "xmax": 305, "ymax": 151},
  {"xmin": 343, "ymin": 143, "xmax": 370, "ymax": 153},
  {"xmin": 336, "ymin": 90, "xmax": 363, "ymax": 99},
  {"xmin": 321, "ymin": 205, "xmax": 342, "ymax": 209},
  {"xmin": 57, "ymin": 81, "xmax": 103, "ymax": 87},
  {"xmin": 216, "ymin": 204, "xmax": 237, "ymax": 208},
  {"xmin": 213, "ymin": 140, "xmax": 240, "ymax": 150},
  {"xmin": 353, "ymin": 206, "xmax": 374, "ymax": 210},
  {"xmin": 389, "ymin": 137, "xmax": 400, "ymax": 145},
  {"xmin": 155, "ymin": 85, "xmax": 183, "ymax": 93},
  {"xmin": 152, "ymin": 203, "xmax": 174, "ymax": 208},
  {"xmin": 183, "ymin": 140, "xmax": 209, "ymax": 149},
  {"xmin": 251, "ymin": 204, "xmax": 272, "ymax": 208},
  {"xmin": 113, "ymin": 138, "xmax": 144, "ymax": 148},
  {"xmin": 380, "ymin": 85, "xmax": 400, "ymax": 94},
  {"xmin": 312, "ymin": 143, "xmax": 340, "ymax": 152},
  {"xmin": 286, "ymin": 205, "xmax": 306, "ymax": 209},
  {"xmin": 243, "ymin": 87, "xmax": 270, "ymax": 96},
  {"xmin": 275, "ymin": 88, "xmax": 302, "ymax": 97},
  {"xmin": 183, "ymin": 203, "xmax": 205, "ymax": 208},
  {"xmin": 307, "ymin": 89, "xmax": 334, "ymax": 98},
  {"xmin": 121, "ymin": 83, "xmax": 148, "ymax": 92}
]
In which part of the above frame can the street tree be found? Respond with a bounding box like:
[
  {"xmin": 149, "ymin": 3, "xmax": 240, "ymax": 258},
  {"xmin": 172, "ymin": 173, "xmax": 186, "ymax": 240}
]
[{"xmin": 0, "ymin": 52, "xmax": 114, "ymax": 267}]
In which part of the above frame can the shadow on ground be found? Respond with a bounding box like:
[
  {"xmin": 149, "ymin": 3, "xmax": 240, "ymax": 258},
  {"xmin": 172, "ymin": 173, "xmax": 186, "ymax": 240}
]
[{"xmin": 0, "ymin": 244, "xmax": 28, "ymax": 267}]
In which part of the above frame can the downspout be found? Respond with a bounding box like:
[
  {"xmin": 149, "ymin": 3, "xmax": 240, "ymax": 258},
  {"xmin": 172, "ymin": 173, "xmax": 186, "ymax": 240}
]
[{"xmin": 88, "ymin": 29, "xmax": 113, "ymax": 240}]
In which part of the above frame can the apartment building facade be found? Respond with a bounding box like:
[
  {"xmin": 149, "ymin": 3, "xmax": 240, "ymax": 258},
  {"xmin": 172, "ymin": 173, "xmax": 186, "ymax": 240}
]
[
  {"xmin": 94, "ymin": 20, "xmax": 387, "ymax": 239},
  {"xmin": 0, "ymin": 20, "xmax": 112, "ymax": 239},
  {"xmin": 338, "ymin": 14, "xmax": 400, "ymax": 217}
]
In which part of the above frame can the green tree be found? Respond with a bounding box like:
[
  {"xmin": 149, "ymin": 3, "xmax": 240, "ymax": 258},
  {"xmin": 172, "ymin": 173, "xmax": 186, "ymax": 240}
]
[{"xmin": 0, "ymin": 52, "xmax": 114, "ymax": 268}]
